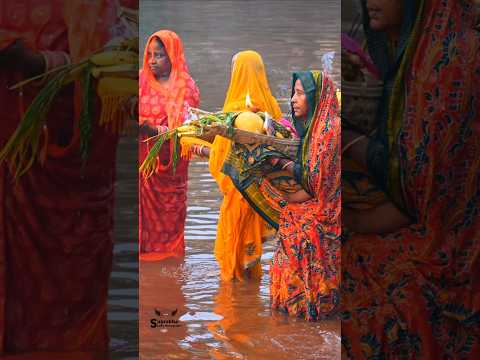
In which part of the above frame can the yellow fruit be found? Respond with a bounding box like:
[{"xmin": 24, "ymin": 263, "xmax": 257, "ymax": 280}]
[
  {"xmin": 97, "ymin": 77, "xmax": 138, "ymax": 97},
  {"xmin": 234, "ymin": 111, "xmax": 265, "ymax": 134},
  {"xmin": 62, "ymin": 63, "xmax": 89, "ymax": 84},
  {"xmin": 177, "ymin": 125, "xmax": 196, "ymax": 133},
  {"xmin": 91, "ymin": 64, "xmax": 138, "ymax": 78},
  {"xmin": 275, "ymin": 132, "xmax": 284, "ymax": 138},
  {"xmin": 90, "ymin": 50, "xmax": 138, "ymax": 66},
  {"xmin": 176, "ymin": 125, "xmax": 199, "ymax": 137}
]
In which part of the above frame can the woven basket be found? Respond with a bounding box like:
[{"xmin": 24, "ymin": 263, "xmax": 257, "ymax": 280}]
[
  {"xmin": 342, "ymin": 80, "xmax": 383, "ymax": 134},
  {"xmin": 198, "ymin": 124, "xmax": 300, "ymax": 160},
  {"xmin": 196, "ymin": 124, "xmax": 225, "ymax": 143}
]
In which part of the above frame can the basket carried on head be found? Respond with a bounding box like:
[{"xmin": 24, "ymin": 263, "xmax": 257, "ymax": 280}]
[{"xmin": 341, "ymin": 80, "xmax": 383, "ymax": 135}]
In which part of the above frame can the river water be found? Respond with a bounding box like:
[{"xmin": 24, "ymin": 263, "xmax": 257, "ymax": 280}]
[
  {"xmin": 137, "ymin": 1, "xmax": 341, "ymax": 359},
  {"xmin": 109, "ymin": 136, "xmax": 140, "ymax": 359}
]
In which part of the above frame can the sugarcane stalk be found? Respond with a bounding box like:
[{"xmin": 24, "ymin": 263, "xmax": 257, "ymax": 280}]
[{"xmin": 8, "ymin": 61, "xmax": 87, "ymax": 90}]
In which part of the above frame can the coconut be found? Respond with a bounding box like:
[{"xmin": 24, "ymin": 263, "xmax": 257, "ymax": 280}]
[{"xmin": 234, "ymin": 111, "xmax": 265, "ymax": 134}]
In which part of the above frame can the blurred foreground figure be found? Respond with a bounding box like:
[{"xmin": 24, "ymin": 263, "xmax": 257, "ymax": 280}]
[
  {"xmin": 342, "ymin": 0, "xmax": 480, "ymax": 358},
  {"xmin": 0, "ymin": 0, "xmax": 137, "ymax": 357}
]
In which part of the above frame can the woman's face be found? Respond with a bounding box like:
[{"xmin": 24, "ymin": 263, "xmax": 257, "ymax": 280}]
[
  {"xmin": 148, "ymin": 38, "xmax": 171, "ymax": 80},
  {"xmin": 291, "ymin": 79, "xmax": 308, "ymax": 119},
  {"xmin": 366, "ymin": 0, "xmax": 403, "ymax": 32}
]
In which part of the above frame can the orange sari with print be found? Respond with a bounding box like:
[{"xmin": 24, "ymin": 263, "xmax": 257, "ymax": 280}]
[
  {"xmin": 270, "ymin": 71, "xmax": 341, "ymax": 321},
  {"xmin": 209, "ymin": 50, "xmax": 282, "ymax": 281},
  {"xmin": 0, "ymin": 0, "xmax": 121, "ymax": 356},
  {"xmin": 139, "ymin": 30, "xmax": 200, "ymax": 261},
  {"xmin": 342, "ymin": 1, "xmax": 480, "ymax": 358}
]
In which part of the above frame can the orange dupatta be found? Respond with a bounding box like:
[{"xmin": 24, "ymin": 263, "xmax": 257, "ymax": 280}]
[
  {"xmin": 141, "ymin": 30, "xmax": 195, "ymax": 171},
  {"xmin": 209, "ymin": 50, "xmax": 281, "ymax": 281}
]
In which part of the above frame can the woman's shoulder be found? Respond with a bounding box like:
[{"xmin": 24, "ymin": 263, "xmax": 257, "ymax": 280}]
[
  {"xmin": 184, "ymin": 74, "xmax": 200, "ymax": 103},
  {"xmin": 185, "ymin": 75, "xmax": 199, "ymax": 89},
  {"xmin": 139, "ymin": 69, "xmax": 148, "ymax": 88}
]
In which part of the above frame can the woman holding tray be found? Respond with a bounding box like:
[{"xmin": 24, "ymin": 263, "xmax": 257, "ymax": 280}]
[
  {"xmin": 139, "ymin": 30, "xmax": 200, "ymax": 260},
  {"xmin": 221, "ymin": 70, "xmax": 341, "ymax": 321},
  {"xmin": 269, "ymin": 71, "xmax": 340, "ymax": 321}
]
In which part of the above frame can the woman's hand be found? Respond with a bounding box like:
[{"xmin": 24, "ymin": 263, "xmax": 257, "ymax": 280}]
[
  {"xmin": 269, "ymin": 158, "xmax": 295, "ymax": 174},
  {"xmin": 192, "ymin": 145, "xmax": 210, "ymax": 158},
  {"xmin": 342, "ymin": 128, "xmax": 369, "ymax": 168},
  {"xmin": 140, "ymin": 123, "xmax": 165, "ymax": 138},
  {"xmin": 0, "ymin": 40, "xmax": 45, "ymax": 78}
]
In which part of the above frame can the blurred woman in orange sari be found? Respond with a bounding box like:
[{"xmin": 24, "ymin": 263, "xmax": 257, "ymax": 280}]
[
  {"xmin": 139, "ymin": 30, "xmax": 200, "ymax": 261},
  {"xmin": 198, "ymin": 50, "xmax": 282, "ymax": 281}
]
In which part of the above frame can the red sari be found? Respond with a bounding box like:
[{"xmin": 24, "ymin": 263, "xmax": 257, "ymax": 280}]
[
  {"xmin": 139, "ymin": 30, "xmax": 200, "ymax": 261},
  {"xmin": 0, "ymin": 0, "xmax": 121, "ymax": 356}
]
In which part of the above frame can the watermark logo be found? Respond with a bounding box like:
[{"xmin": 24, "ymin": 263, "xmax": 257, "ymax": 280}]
[{"xmin": 150, "ymin": 308, "xmax": 181, "ymax": 328}]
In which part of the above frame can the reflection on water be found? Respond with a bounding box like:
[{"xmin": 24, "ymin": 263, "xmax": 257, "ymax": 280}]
[
  {"xmin": 140, "ymin": 1, "xmax": 340, "ymax": 358},
  {"xmin": 140, "ymin": 162, "xmax": 340, "ymax": 359}
]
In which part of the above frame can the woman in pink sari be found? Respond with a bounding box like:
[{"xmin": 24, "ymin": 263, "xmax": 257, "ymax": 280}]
[{"xmin": 139, "ymin": 30, "xmax": 200, "ymax": 261}]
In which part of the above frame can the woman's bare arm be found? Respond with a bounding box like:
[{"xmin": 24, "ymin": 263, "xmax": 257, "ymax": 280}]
[
  {"xmin": 343, "ymin": 201, "xmax": 412, "ymax": 234},
  {"xmin": 342, "ymin": 128, "xmax": 369, "ymax": 169},
  {"xmin": 285, "ymin": 189, "xmax": 313, "ymax": 203}
]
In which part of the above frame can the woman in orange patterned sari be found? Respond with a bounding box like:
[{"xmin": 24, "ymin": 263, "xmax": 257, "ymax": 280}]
[
  {"xmin": 267, "ymin": 71, "xmax": 341, "ymax": 321},
  {"xmin": 341, "ymin": 0, "xmax": 480, "ymax": 357},
  {"xmin": 222, "ymin": 70, "xmax": 340, "ymax": 320},
  {"xmin": 139, "ymin": 30, "xmax": 200, "ymax": 261}
]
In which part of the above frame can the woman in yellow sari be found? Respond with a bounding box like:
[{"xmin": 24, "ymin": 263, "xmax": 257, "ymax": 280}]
[{"xmin": 198, "ymin": 50, "xmax": 283, "ymax": 281}]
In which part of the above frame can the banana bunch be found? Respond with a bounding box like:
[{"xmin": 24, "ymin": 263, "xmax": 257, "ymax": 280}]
[
  {"xmin": 90, "ymin": 49, "xmax": 138, "ymax": 80},
  {"xmin": 90, "ymin": 47, "xmax": 139, "ymax": 133},
  {"xmin": 176, "ymin": 125, "xmax": 201, "ymax": 137}
]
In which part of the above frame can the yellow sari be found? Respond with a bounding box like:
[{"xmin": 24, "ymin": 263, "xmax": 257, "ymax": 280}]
[{"xmin": 210, "ymin": 50, "xmax": 282, "ymax": 281}]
